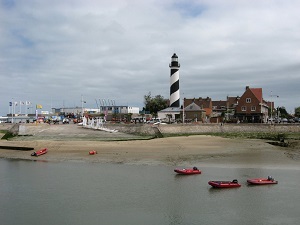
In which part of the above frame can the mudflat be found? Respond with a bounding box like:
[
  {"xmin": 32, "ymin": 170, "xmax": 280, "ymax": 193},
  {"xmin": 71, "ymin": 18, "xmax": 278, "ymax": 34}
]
[{"xmin": 0, "ymin": 123, "xmax": 299, "ymax": 168}]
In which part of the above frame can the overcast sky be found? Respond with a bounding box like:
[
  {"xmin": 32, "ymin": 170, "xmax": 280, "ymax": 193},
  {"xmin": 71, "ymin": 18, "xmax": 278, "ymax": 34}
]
[{"xmin": 1, "ymin": 0, "xmax": 299, "ymax": 116}]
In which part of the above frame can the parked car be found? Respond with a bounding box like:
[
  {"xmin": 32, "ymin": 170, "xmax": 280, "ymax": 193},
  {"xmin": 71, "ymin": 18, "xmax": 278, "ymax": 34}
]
[
  {"xmin": 147, "ymin": 118, "xmax": 161, "ymax": 124},
  {"xmin": 63, "ymin": 118, "xmax": 70, "ymax": 124},
  {"xmin": 281, "ymin": 118, "xmax": 288, "ymax": 123}
]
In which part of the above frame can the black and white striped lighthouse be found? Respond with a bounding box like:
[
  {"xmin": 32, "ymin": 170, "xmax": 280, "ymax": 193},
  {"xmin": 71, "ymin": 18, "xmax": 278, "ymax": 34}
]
[{"xmin": 169, "ymin": 53, "xmax": 180, "ymax": 107}]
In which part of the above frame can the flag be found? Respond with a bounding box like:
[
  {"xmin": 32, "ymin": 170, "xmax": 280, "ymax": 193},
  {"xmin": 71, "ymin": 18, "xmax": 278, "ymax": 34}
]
[
  {"xmin": 26, "ymin": 101, "xmax": 31, "ymax": 105},
  {"xmin": 9, "ymin": 102, "xmax": 12, "ymax": 106},
  {"xmin": 14, "ymin": 102, "xmax": 18, "ymax": 106},
  {"xmin": 36, "ymin": 104, "xmax": 43, "ymax": 109},
  {"xmin": 20, "ymin": 101, "xmax": 25, "ymax": 105}
]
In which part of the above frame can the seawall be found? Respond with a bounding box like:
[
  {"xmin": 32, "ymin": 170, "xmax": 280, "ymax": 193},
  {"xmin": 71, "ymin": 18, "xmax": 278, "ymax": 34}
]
[
  {"xmin": 3, "ymin": 123, "xmax": 300, "ymax": 137},
  {"xmin": 106, "ymin": 123, "xmax": 300, "ymax": 135}
]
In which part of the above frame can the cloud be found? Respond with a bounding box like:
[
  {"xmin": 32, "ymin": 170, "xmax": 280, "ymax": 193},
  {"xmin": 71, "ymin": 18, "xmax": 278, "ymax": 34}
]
[{"xmin": 0, "ymin": 0, "xmax": 299, "ymax": 116}]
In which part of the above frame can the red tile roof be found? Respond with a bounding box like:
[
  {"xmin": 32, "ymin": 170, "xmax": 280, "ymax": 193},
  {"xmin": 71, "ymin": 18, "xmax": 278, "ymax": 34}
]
[{"xmin": 250, "ymin": 88, "xmax": 263, "ymax": 102}]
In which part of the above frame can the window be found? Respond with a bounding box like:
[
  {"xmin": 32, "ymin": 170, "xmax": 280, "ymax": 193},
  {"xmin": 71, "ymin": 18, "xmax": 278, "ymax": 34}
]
[
  {"xmin": 242, "ymin": 106, "xmax": 246, "ymax": 111},
  {"xmin": 251, "ymin": 106, "xmax": 256, "ymax": 111},
  {"xmin": 246, "ymin": 98, "xmax": 251, "ymax": 103}
]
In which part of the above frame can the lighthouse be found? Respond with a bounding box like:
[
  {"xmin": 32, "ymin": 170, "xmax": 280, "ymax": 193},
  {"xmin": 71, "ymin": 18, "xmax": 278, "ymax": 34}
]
[{"xmin": 169, "ymin": 53, "xmax": 180, "ymax": 107}]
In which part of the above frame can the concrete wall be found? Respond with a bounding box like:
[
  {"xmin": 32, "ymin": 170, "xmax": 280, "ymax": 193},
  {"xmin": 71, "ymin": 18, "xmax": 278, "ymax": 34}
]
[
  {"xmin": 158, "ymin": 123, "xmax": 300, "ymax": 134},
  {"xmin": 106, "ymin": 123, "xmax": 300, "ymax": 135},
  {"xmin": 106, "ymin": 124, "xmax": 156, "ymax": 135},
  {"xmin": 4, "ymin": 123, "xmax": 299, "ymax": 137}
]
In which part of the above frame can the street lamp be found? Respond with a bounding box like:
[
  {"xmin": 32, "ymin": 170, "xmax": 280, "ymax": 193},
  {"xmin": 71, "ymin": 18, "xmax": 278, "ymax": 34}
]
[
  {"xmin": 81, "ymin": 95, "xmax": 86, "ymax": 118},
  {"xmin": 270, "ymin": 91, "xmax": 279, "ymax": 123},
  {"xmin": 182, "ymin": 93, "xmax": 185, "ymax": 124}
]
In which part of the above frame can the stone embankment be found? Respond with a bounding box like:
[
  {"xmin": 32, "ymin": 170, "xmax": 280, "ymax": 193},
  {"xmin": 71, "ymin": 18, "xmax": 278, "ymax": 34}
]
[
  {"xmin": 106, "ymin": 123, "xmax": 300, "ymax": 135},
  {"xmin": 1, "ymin": 123, "xmax": 300, "ymax": 139}
]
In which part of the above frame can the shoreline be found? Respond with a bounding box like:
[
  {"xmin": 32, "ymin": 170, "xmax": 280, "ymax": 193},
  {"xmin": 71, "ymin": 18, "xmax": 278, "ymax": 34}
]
[
  {"xmin": 0, "ymin": 123, "xmax": 299, "ymax": 168},
  {"xmin": 1, "ymin": 135, "xmax": 299, "ymax": 169}
]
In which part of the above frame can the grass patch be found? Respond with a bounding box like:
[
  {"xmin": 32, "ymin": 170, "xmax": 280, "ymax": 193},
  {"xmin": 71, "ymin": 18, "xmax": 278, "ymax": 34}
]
[{"xmin": 1, "ymin": 131, "xmax": 16, "ymax": 140}]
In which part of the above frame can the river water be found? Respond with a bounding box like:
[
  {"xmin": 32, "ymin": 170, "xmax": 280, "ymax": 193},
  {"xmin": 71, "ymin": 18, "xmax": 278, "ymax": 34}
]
[{"xmin": 0, "ymin": 158, "xmax": 299, "ymax": 225}]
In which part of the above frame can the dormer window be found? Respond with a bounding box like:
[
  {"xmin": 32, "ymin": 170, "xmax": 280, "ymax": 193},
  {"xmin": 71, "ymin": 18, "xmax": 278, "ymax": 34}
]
[{"xmin": 246, "ymin": 98, "xmax": 251, "ymax": 103}]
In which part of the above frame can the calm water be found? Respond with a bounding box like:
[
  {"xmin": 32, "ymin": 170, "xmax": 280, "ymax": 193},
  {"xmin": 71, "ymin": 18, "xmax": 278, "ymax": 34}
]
[{"xmin": 0, "ymin": 159, "xmax": 299, "ymax": 225}]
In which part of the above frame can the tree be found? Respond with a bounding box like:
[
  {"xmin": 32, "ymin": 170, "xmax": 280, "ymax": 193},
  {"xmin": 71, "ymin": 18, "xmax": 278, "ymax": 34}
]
[
  {"xmin": 144, "ymin": 92, "xmax": 168, "ymax": 116},
  {"xmin": 295, "ymin": 107, "xmax": 300, "ymax": 117},
  {"xmin": 278, "ymin": 106, "xmax": 289, "ymax": 118}
]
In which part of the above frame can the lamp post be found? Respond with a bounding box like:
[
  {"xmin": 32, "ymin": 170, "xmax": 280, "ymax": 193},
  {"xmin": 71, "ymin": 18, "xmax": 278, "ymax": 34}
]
[
  {"xmin": 182, "ymin": 93, "xmax": 185, "ymax": 124},
  {"xmin": 270, "ymin": 91, "xmax": 279, "ymax": 123},
  {"xmin": 11, "ymin": 98, "xmax": 14, "ymax": 123},
  {"xmin": 81, "ymin": 95, "xmax": 86, "ymax": 118}
]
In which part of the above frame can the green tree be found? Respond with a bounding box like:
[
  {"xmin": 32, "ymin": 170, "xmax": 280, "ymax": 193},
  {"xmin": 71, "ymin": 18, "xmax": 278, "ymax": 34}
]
[
  {"xmin": 144, "ymin": 92, "xmax": 168, "ymax": 115},
  {"xmin": 295, "ymin": 107, "xmax": 300, "ymax": 117},
  {"xmin": 278, "ymin": 106, "xmax": 291, "ymax": 118}
]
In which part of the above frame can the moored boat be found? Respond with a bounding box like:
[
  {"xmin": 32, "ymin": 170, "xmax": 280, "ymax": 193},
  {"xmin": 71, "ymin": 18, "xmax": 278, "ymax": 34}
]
[
  {"xmin": 174, "ymin": 167, "xmax": 201, "ymax": 175},
  {"xmin": 247, "ymin": 176, "xmax": 278, "ymax": 185},
  {"xmin": 89, "ymin": 150, "xmax": 97, "ymax": 155},
  {"xmin": 208, "ymin": 179, "xmax": 241, "ymax": 188},
  {"xmin": 31, "ymin": 148, "xmax": 48, "ymax": 157}
]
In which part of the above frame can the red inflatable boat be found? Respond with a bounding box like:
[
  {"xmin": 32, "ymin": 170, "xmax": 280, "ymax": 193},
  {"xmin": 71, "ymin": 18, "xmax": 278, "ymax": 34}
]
[
  {"xmin": 31, "ymin": 148, "xmax": 48, "ymax": 157},
  {"xmin": 89, "ymin": 150, "xmax": 97, "ymax": 155},
  {"xmin": 174, "ymin": 167, "xmax": 201, "ymax": 175},
  {"xmin": 208, "ymin": 180, "xmax": 241, "ymax": 188},
  {"xmin": 247, "ymin": 177, "xmax": 278, "ymax": 185}
]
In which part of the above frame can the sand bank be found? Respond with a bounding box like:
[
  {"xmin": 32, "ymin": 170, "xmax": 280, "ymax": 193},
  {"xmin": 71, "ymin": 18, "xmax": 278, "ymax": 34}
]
[{"xmin": 0, "ymin": 124, "xmax": 299, "ymax": 168}]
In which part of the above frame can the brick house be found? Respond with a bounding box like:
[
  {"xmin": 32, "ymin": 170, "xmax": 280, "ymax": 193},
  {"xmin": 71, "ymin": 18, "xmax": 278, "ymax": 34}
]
[
  {"xmin": 182, "ymin": 101, "xmax": 206, "ymax": 122},
  {"xmin": 183, "ymin": 97, "xmax": 212, "ymax": 122},
  {"xmin": 211, "ymin": 96, "xmax": 239, "ymax": 122},
  {"xmin": 235, "ymin": 86, "xmax": 269, "ymax": 123}
]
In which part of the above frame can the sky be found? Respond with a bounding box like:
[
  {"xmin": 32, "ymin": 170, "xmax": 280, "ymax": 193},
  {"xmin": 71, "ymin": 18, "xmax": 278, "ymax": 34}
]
[{"xmin": 1, "ymin": 0, "xmax": 299, "ymax": 116}]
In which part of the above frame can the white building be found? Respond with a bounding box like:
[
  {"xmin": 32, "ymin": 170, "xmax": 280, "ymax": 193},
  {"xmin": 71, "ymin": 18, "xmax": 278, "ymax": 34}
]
[{"xmin": 52, "ymin": 106, "xmax": 140, "ymax": 116}]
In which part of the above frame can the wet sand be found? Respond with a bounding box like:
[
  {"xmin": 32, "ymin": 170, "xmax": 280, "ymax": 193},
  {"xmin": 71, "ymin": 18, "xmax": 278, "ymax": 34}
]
[{"xmin": 0, "ymin": 124, "xmax": 299, "ymax": 168}]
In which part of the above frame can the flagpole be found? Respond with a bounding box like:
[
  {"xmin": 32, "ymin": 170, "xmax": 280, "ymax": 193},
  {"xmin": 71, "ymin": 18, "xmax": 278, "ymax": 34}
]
[
  {"xmin": 81, "ymin": 95, "xmax": 83, "ymax": 118},
  {"xmin": 12, "ymin": 98, "xmax": 14, "ymax": 123}
]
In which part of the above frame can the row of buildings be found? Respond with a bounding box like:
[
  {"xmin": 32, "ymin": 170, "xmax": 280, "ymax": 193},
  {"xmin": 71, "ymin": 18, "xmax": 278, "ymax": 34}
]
[
  {"xmin": 158, "ymin": 86, "xmax": 275, "ymax": 123},
  {"xmin": 3, "ymin": 86, "xmax": 276, "ymax": 124},
  {"xmin": 53, "ymin": 85, "xmax": 275, "ymax": 124}
]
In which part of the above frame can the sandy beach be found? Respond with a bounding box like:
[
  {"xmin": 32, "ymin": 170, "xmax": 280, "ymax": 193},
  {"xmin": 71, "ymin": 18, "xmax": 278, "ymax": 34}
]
[{"xmin": 0, "ymin": 124, "xmax": 299, "ymax": 168}]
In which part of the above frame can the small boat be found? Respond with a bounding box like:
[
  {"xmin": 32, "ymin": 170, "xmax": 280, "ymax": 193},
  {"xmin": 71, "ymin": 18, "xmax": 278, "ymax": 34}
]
[
  {"xmin": 89, "ymin": 150, "xmax": 97, "ymax": 155},
  {"xmin": 31, "ymin": 148, "xmax": 48, "ymax": 157},
  {"xmin": 208, "ymin": 179, "xmax": 241, "ymax": 188},
  {"xmin": 247, "ymin": 176, "xmax": 278, "ymax": 185},
  {"xmin": 174, "ymin": 167, "xmax": 201, "ymax": 175}
]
